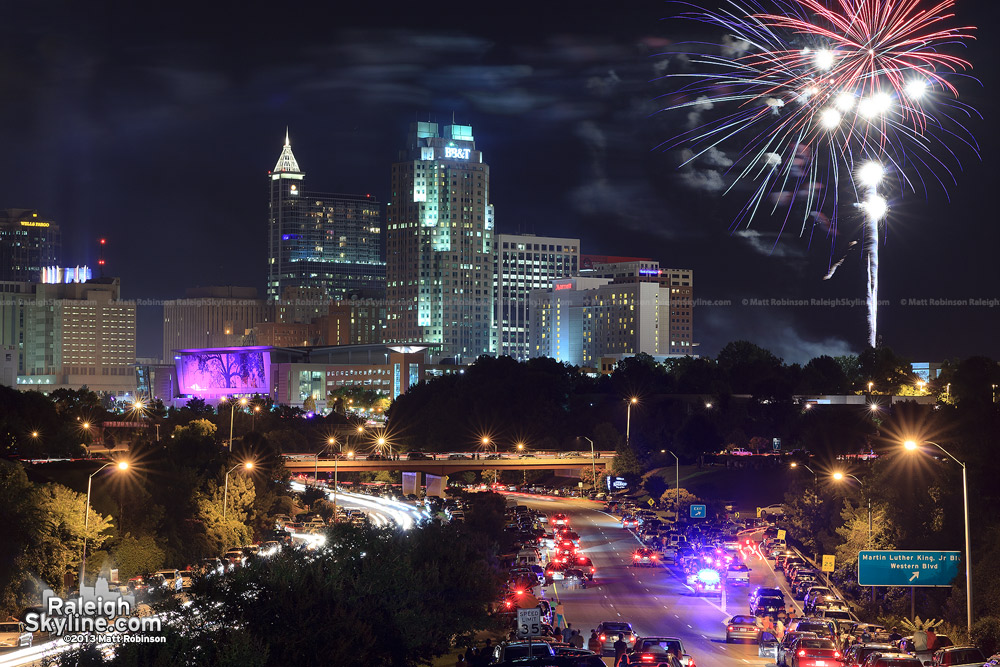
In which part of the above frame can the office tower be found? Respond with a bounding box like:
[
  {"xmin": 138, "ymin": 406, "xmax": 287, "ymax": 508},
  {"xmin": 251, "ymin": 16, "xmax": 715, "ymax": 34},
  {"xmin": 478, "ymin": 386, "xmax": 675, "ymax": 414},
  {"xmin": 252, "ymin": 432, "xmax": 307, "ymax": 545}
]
[
  {"xmin": 386, "ymin": 121, "xmax": 495, "ymax": 362},
  {"xmin": 266, "ymin": 132, "xmax": 385, "ymax": 301},
  {"xmin": 0, "ymin": 209, "xmax": 61, "ymax": 282},
  {"xmin": 16, "ymin": 277, "xmax": 136, "ymax": 393},
  {"xmin": 162, "ymin": 286, "xmax": 273, "ymax": 361},
  {"xmin": 582, "ymin": 256, "xmax": 695, "ymax": 355},
  {"xmin": 529, "ymin": 277, "xmax": 671, "ymax": 368},
  {"xmin": 494, "ymin": 234, "xmax": 580, "ymax": 360}
]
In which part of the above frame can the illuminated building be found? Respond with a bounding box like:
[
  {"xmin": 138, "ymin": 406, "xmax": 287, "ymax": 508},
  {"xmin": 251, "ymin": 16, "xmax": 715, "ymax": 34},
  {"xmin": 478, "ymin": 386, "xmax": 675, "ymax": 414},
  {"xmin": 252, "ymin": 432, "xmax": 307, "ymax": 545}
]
[
  {"xmin": 529, "ymin": 277, "xmax": 675, "ymax": 369},
  {"xmin": 0, "ymin": 209, "xmax": 61, "ymax": 282},
  {"xmin": 162, "ymin": 286, "xmax": 273, "ymax": 362},
  {"xmin": 15, "ymin": 277, "xmax": 136, "ymax": 394},
  {"xmin": 581, "ymin": 255, "xmax": 694, "ymax": 355},
  {"xmin": 266, "ymin": 132, "xmax": 384, "ymax": 301},
  {"xmin": 41, "ymin": 265, "xmax": 93, "ymax": 284},
  {"xmin": 494, "ymin": 234, "xmax": 580, "ymax": 360},
  {"xmin": 386, "ymin": 122, "xmax": 495, "ymax": 362},
  {"xmin": 172, "ymin": 344, "xmax": 441, "ymax": 409}
]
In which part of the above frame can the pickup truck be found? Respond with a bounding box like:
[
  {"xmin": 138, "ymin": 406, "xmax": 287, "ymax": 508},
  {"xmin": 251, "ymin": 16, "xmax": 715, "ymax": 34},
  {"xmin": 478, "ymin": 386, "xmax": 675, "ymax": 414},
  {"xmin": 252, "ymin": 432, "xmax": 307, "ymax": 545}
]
[{"xmin": 727, "ymin": 562, "xmax": 751, "ymax": 585}]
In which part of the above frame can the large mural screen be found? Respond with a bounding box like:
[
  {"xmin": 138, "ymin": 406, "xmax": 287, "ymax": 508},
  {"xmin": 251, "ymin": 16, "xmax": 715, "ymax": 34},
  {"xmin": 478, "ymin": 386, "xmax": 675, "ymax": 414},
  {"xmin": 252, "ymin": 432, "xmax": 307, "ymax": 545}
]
[{"xmin": 176, "ymin": 348, "xmax": 270, "ymax": 396}]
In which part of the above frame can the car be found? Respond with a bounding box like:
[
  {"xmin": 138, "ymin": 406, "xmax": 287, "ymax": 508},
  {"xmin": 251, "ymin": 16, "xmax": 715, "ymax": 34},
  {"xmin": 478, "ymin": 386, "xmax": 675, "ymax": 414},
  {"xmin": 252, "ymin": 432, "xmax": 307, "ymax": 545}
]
[
  {"xmin": 930, "ymin": 646, "xmax": 986, "ymax": 667},
  {"xmin": 552, "ymin": 514, "xmax": 570, "ymax": 527},
  {"xmin": 687, "ymin": 568, "xmax": 723, "ymax": 595},
  {"xmin": 199, "ymin": 557, "xmax": 224, "ymax": 576},
  {"xmin": 155, "ymin": 569, "xmax": 183, "ymax": 592},
  {"xmin": 792, "ymin": 574, "xmax": 821, "ymax": 598},
  {"xmin": 750, "ymin": 587, "xmax": 785, "ymax": 605},
  {"xmin": 787, "ymin": 619, "xmax": 838, "ymax": 641},
  {"xmin": 816, "ymin": 608, "xmax": 859, "ymax": 623},
  {"xmin": 813, "ymin": 598, "xmax": 851, "ymax": 616},
  {"xmin": 544, "ymin": 562, "xmax": 567, "ymax": 584},
  {"xmin": 844, "ymin": 644, "xmax": 899, "ymax": 667},
  {"xmin": 761, "ymin": 504, "xmax": 786, "ymax": 517},
  {"xmin": 618, "ymin": 637, "xmax": 693, "ymax": 666},
  {"xmin": 622, "ymin": 517, "xmax": 639, "ymax": 529},
  {"xmin": 596, "ymin": 621, "xmax": 636, "ymax": 654},
  {"xmin": 783, "ymin": 556, "xmax": 806, "ymax": 577},
  {"xmin": 179, "ymin": 570, "xmax": 196, "ymax": 589},
  {"xmin": 788, "ymin": 638, "xmax": 842, "ymax": 667},
  {"xmin": 572, "ymin": 555, "xmax": 596, "ymax": 580},
  {"xmin": 751, "ymin": 595, "xmax": 787, "ymax": 618},
  {"xmin": 0, "ymin": 618, "xmax": 32, "ymax": 649},
  {"xmin": 633, "ymin": 548, "xmax": 660, "ymax": 567},
  {"xmin": 777, "ymin": 632, "xmax": 821, "ymax": 667},
  {"xmin": 492, "ymin": 641, "xmax": 557, "ymax": 663},
  {"xmin": 726, "ymin": 615, "xmax": 762, "ymax": 643},
  {"xmin": 223, "ymin": 549, "xmax": 246, "ymax": 570},
  {"xmin": 861, "ymin": 652, "xmax": 924, "ymax": 667},
  {"xmin": 727, "ymin": 562, "xmax": 751, "ymax": 586}
]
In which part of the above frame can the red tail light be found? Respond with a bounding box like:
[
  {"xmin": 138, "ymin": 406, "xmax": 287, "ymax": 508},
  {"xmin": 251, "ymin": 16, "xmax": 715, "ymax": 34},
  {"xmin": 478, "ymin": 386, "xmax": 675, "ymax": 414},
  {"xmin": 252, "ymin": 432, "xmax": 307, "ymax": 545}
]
[
  {"xmin": 590, "ymin": 567, "xmax": 596, "ymax": 573},
  {"xmin": 641, "ymin": 655, "xmax": 655, "ymax": 662},
  {"xmin": 835, "ymin": 652, "xmax": 841, "ymax": 659},
  {"xmin": 504, "ymin": 600, "xmax": 512, "ymax": 608},
  {"xmin": 515, "ymin": 589, "xmax": 524, "ymax": 596},
  {"xmin": 600, "ymin": 634, "xmax": 606, "ymax": 642},
  {"xmin": 798, "ymin": 650, "xmax": 806, "ymax": 657},
  {"xmin": 634, "ymin": 553, "xmax": 641, "ymax": 560},
  {"xmin": 728, "ymin": 626, "xmax": 734, "ymax": 632}
]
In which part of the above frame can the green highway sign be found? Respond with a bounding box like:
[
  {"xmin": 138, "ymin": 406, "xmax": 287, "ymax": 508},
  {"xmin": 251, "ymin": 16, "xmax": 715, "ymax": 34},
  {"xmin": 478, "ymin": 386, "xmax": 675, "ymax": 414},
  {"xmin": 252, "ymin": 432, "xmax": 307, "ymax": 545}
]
[{"xmin": 858, "ymin": 550, "xmax": 961, "ymax": 587}]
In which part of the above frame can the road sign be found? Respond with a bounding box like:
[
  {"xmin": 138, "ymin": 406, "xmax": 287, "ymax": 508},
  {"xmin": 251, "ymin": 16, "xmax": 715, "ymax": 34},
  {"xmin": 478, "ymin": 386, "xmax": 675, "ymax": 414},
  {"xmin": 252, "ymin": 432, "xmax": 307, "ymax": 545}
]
[
  {"xmin": 690, "ymin": 504, "xmax": 707, "ymax": 518},
  {"xmin": 734, "ymin": 511, "xmax": 740, "ymax": 519},
  {"xmin": 776, "ymin": 529, "xmax": 786, "ymax": 541},
  {"xmin": 756, "ymin": 507, "xmax": 763, "ymax": 518},
  {"xmin": 647, "ymin": 498, "xmax": 655, "ymax": 507},
  {"xmin": 858, "ymin": 550, "xmax": 961, "ymax": 587},
  {"xmin": 773, "ymin": 438, "xmax": 781, "ymax": 451},
  {"xmin": 517, "ymin": 608, "xmax": 542, "ymax": 637},
  {"xmin": 822, "ymin": 555, "xmax": 836, "ymax": 572}
]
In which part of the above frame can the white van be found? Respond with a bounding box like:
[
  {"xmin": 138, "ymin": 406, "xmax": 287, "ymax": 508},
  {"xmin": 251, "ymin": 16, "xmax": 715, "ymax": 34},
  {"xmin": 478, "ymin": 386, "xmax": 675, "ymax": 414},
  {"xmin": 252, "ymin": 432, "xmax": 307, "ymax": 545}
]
[
  {"xmin": 155, "ymin": 569, "xmax": 184, "ymax": 592},
  {"xmin": 517, "ymin": 549, "xmax": 543, "ymax": 568}
]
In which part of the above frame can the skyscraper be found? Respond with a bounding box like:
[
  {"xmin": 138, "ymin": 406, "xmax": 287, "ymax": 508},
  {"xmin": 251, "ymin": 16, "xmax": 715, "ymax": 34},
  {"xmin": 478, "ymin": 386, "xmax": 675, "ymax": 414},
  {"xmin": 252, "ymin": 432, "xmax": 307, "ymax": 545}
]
[
  {"xmin": 266, "ymin": 132, "xmax": 385, "ymax": 302},
  {"xmin": 494, "ymin": 234, "xmax": 580, "ymax": 360},
  {"xmin": 386, "ymin": 122, "xmax": 495, "ymax": 362},
  {"xmin": 0, "ymin": 209, "xmax": 61, "ymax": 283}
]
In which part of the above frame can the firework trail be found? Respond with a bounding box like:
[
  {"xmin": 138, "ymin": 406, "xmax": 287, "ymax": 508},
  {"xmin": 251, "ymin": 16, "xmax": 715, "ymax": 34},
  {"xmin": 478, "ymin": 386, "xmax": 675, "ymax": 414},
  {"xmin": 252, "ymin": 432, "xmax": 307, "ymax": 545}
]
[{"xmin": 659, "ymin": 0, "xmax": 977, "ymax": 347}]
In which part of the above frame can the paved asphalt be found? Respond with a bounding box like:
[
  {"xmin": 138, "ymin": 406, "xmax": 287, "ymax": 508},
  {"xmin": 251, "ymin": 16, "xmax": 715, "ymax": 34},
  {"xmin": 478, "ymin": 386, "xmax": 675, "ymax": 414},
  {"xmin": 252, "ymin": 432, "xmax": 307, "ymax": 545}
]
[{"xmin": 512, "ymin": 495, "xmax": 800, "ymax": 667}]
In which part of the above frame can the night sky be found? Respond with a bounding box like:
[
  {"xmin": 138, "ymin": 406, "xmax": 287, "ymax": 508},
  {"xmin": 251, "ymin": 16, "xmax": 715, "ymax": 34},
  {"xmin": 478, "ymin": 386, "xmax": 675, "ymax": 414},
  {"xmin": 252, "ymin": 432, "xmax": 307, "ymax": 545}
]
[{"xmin": 1, "ymin": 0, "xmax": 997, "ymax": 364}]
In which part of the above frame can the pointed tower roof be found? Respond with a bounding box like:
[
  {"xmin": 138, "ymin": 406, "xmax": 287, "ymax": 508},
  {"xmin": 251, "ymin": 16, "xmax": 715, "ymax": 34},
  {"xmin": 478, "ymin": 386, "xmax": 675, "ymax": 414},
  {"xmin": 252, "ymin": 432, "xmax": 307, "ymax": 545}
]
[{"xmin": 273, "ymin": 128, "xmax": 302, "ymax": 174}]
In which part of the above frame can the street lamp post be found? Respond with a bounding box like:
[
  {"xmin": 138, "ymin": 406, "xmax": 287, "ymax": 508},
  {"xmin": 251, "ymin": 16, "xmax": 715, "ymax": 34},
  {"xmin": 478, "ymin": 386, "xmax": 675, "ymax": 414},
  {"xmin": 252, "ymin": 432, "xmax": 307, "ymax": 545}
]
[
  {"xmin": 223, "ymin": 462, "xmax": 253, "ymax": 520},
  {"xmin": 81, "ymin": 460, "xmax": 129, "ymax": 585},
  {"xmin": 665, "ymin": 450, "xmax": 680, "ymax": 517},
  {"xmin": 625, "ymin": 397, "xmax": 638, "ymax": 447},
  {"xmin": 790, "ymin": 461, "xmax": 817, "ymax": 482},
  {"xmin": 904, "ymin": 439, "xmax": 972, "ymax": 638},
  {"xmin": 583, "ymin": 437, "xmax": 597, "ymax": 495},
  {"xmin": 252, "ymin": 404, "xmax": 261, "ymax": 431},
  {"xmin": 833, "ymin": 471, "xmax": 873, "ymax": 601}
]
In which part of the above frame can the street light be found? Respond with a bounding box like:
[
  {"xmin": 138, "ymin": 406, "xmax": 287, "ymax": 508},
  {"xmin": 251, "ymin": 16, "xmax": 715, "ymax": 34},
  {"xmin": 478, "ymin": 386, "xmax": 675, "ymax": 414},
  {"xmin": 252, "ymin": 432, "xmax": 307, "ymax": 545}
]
[
  {"xmin": 582, "ymin": 436, "xmax": 597, "ymax": 495},
  {"xmin": 516, "ymin": 442, "xmax": 526, "ymax": 485},
  {"xmin": 81, "ymin": 460, "xmax": 129, "ymax": 585},
  {"xmin": 903, "ymin": 439, "xmax": 972, "ymax": 637},
  {"xmin": 314, "ymin": 437, "xmax": 337, "ymax": 484},
  {"xmin": 665, "ymin": 450, "xmax": 680, "ymax": 517},
  {"xmin": 626, "ymin": 397, "xmax": 638, "ymax": 446},
  {"xmin": 790, "ymin": 461, "xmax": 817, "ymax": 482},
  {"xmin": 252, "ymin": 404, "xmax": 262, "ymax": 431},
  {"xmin": 223, "ymin": 461, "xmax": 254, "ymax": 520},
  {"xmin": 832, "ymin": 472, "xmax": 872, "ymax": 547}
]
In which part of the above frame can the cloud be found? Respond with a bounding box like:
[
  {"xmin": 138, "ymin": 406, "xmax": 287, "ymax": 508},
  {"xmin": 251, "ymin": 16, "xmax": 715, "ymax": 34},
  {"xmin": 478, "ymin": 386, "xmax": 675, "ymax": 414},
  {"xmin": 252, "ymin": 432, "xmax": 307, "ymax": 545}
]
[
  {"xmin": 699, "ymin": 308, "xmax": 856, "ymax": 365},
  {"xmin": 676, "ymin": 169, "xmax": 725, "ymax": 192},
  {"xmin": 675, "ymin": 147, "xmax": 730, "ymax": 192},
  {"xmin": 686, "ymin": 95, "xmax": 715, "ymax": 129},
  {"xmin": 734, "ymin": 230, "xmax": 806, "ymax": 259},
  {"xmin": 721, "ymin": 35, "xmax": 752, "ymax": 59}
]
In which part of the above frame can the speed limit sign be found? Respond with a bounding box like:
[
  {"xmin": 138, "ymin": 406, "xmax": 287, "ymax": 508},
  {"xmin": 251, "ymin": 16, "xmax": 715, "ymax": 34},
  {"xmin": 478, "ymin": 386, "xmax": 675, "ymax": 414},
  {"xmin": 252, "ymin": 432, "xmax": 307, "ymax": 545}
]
[{"xmin": 517, "ymin": 608, "xmax": 541, "ymax": 637}]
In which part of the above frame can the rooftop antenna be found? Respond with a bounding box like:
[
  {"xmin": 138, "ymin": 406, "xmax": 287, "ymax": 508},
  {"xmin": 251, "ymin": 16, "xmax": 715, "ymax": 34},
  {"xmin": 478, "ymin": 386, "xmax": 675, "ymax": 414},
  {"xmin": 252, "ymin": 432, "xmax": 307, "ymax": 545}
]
[{"xmin": 98, "ymin": 238, "xmax": 107, "ymax": 278}]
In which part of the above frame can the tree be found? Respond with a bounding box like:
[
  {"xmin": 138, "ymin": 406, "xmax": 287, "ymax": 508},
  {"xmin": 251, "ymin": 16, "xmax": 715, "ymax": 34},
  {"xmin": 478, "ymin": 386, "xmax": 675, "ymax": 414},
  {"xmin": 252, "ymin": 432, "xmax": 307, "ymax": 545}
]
[
  {"xmin": 658, "ymin": 487, "xmax": 702, "ymax": 518},
  {"xmin": 643, "ymin": 475, "xmax": 668, "ymax": 500},
  {"xmin": 591, "ymin": 422, "xmax": 622, "ymax": 451},
  {"xmin": 0, "ymin": 461, "xmax": 43, "ymax": 613},
  {"xmin": 834, "ymin": 500, "xmax": 896, "ymax": 567},
  {"xmin": 716, "ymin": 341, "xmax": 783, "ymax": 395},
  {"xmin": 857, "ymin": 346, "xmax": 913, "ymax": 394},
  {"xmin": 34, "ymin": 483, "xmax": 114, "ymax": 592},
  {"xmin": 801, "ymin": 356, "xmax": 852, "ymax": 394},
  {"xmin": 111, "ymin": 535, "xmax": 166, "ymax": 580},
  {"xmin": 611, "ymin": 441, "xmax": 643, "ymax": 477},
  {"xmin": 173, "ymin": 418, "xmax": 218, "ymax": 440}
]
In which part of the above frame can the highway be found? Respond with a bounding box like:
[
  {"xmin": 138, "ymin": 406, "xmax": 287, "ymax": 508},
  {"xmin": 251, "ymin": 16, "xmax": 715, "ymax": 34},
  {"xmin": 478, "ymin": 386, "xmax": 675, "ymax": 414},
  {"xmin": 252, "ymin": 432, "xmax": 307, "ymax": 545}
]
[{"xmin": 511, "ymin": 495, "xmax": 795, "ymax": 667}]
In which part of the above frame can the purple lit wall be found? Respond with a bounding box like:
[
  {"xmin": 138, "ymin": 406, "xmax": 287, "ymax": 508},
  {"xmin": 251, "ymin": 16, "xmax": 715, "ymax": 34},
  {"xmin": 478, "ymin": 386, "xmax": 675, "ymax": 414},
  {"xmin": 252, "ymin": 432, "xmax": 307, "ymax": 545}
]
[{"xmin": 176, "ymin": 347, "xmax": 271, "ymax": 397}]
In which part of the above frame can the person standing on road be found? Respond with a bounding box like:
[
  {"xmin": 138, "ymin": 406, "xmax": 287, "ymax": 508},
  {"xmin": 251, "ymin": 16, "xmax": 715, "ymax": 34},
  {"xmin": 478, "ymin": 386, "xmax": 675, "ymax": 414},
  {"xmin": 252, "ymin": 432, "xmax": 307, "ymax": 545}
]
[
  {"xmin": 554, "ymin": 626, "xmax": 563, "ymax": 642},
  {"xmin": 588, "ymin": 630, "xmax": 601, "ymax": 654},
  {"xmin": 669, "ymin": 647, "xmax": 684, "ymax": 667},
  {"xmin": 572, "ymin": 630, "xmax": 584, "ymax": 649},
  {"xmin": 614, "ymin": 634, "xmax": 628, "ymax": 662},
  {"xmin": 455, "ymin": 653, "xmax": 468, "ymax": 667},
  {"xmin": 775, "ymin": 619, "xmax": 785, "ymax": 640}
]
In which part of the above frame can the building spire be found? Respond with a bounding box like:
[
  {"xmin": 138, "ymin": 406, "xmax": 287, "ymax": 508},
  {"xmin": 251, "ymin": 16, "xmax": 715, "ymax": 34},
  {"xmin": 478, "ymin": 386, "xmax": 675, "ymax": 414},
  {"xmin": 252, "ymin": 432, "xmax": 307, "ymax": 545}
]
[{"xmin": 274, "ymin": 129, "xmax": 302, "ymax": 173}]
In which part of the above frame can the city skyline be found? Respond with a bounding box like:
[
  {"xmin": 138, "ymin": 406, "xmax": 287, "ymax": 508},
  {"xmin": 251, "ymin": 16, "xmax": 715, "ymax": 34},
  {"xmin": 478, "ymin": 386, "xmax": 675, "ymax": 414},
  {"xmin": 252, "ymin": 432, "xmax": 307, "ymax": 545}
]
[{"xmin": 0, "ymin": 0, "xmax": 995, "ymax": 364}]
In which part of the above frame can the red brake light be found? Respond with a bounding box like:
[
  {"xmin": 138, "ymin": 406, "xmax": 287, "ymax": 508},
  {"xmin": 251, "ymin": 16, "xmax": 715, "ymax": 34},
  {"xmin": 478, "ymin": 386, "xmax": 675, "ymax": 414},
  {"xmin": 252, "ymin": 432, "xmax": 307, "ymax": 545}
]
[
  {"xmin": 835, "ymin": 653, "xmax": 842, "ymax": 659},
  {"xmin": 504, "ymin": 600, "xmax": 512, "ymax": 608},
  {"xmin": 600, "ymin": 634, "xmax": 606, "ymax": 642},
  {"xmin": 798, "ymin": 650, "xmax": 806, "ymax": 657},
  {"xmin": 728, "ymin": 626, "xmax": 734, "ymax": 632},
  {"xmin": 634, "ymin": 553, "xmax": 641, "ymax": 559},
  {"xmin": 515, "ymin": 589, "xmax": 524, "ymax": 596},
  {"xmin": 641, "ymin": 655, "xmax": 655, "ymax": 662}
]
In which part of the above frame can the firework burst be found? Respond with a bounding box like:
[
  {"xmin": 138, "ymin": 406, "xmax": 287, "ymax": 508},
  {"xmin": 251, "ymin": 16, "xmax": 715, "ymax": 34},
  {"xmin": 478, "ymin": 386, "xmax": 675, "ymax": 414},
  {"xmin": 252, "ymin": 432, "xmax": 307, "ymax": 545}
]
[{"xmin": 660, "ymin": 0, "xmax": 978, "ymax": 347}]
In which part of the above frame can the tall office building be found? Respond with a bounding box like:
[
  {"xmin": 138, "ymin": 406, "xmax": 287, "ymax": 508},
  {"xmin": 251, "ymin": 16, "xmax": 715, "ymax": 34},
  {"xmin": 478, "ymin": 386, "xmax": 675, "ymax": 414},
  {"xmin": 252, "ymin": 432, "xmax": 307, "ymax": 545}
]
[
  {"xmin": 10, "ymin": 277, "xmax": 136, "ymax": 393},
  {"xmin": 529, "ymin": 277, "xmax": 671, "ymax": 368},
  {"xmin": 163, "ymin": 286, "xmax": 273, "ymax": 361},
  {"xmin": 494, "ymin": 234, "xmax": 580, "ymax": 360},
  {"xmin": 582, "ymin": 256, "xmax": 695, "ymax": 355},
  {"xmin": 0, "ymin": 209, "xmax": 61, "ymax": 282},
  {"xmin": 386, "ymin": 121, "xmax": 495, "ymax": 362},
  {"xmin": 266, "ymin": 132, "xmax": 385, "ymax": 302}
]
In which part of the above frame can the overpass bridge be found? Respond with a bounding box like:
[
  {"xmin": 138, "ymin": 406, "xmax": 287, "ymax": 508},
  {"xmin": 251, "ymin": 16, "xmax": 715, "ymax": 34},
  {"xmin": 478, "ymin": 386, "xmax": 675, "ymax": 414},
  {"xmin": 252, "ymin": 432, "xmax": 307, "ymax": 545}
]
[{"xmin": 284, "ymin": 454, "xmax": 612, "ymax": 477}]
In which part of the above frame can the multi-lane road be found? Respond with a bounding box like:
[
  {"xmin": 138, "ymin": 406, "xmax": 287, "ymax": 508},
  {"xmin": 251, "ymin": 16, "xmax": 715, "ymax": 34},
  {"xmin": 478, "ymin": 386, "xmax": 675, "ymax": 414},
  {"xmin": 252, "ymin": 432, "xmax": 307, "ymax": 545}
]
[{"xmin": 511, "ymin": 494, "xmax": 798, "ymax": 667}]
